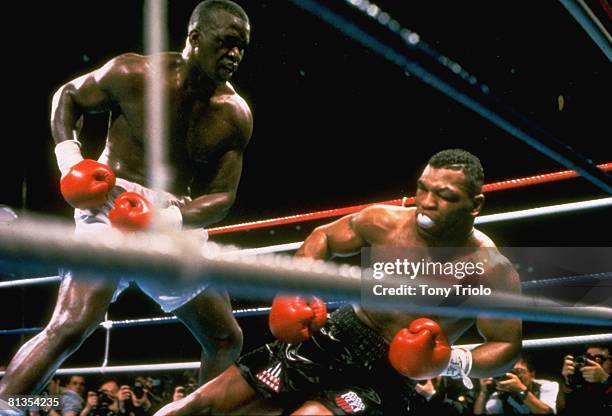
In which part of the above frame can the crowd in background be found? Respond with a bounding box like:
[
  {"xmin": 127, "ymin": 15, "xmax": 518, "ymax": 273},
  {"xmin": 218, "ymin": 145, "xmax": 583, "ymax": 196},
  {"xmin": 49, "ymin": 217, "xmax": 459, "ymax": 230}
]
[
  {"xmin": 17, "ymin": 344, "xmax": 610, "ymax": 415},
  {"xmin": 24, "ymin": 371, "xmax": 199, "ymax": 416}
]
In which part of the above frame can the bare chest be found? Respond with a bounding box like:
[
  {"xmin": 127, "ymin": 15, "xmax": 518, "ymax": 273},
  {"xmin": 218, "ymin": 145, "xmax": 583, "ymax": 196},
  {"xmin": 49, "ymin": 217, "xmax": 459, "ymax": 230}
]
[
  {"xmin": 111, "ymin": 95, "xmax": 235, "ymax": 163},
  {"xmin": 361, "ymin": 307, "xmax": 474, "ymax": 344},
  {"xmin": 362, "ymin": 222, "xmax": 479, "ymax": 342}
]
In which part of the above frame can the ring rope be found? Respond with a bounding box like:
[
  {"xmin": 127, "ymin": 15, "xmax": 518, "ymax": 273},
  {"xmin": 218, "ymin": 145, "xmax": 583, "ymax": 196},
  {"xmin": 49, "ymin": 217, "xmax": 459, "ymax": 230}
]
[
  {"xmin": 207, "ymin": 163, "xmax": 612, "ymax": 235},
  {"xmin": 1, "ymin": 206, "xmax": 611, "ymax": 326},
  {"xmin": 3, "ymin": 196, "xmax": 609, "ymax": 289},
  {"xmin": 459, "ymin": 333, "xmax": 612, "ymax": 350},
  {"xmin": 286, "ymin": 0, "xmax": 612, "ymax": 192},
  {"xmin": 0, "ymin": 275, "xmax": 62, "ymax": 288},
  {"xmin": 1, "ymin": 333, "xmax": 610, "ymax": 377},
  {"xmin": 0, "ymin": 308, "xmax": 278, "ymax": 336},
  {"xmin": 1, "ymin": 273, "xmax": 609, "ymax": 336},
  {"xmin": 222, "ymin": 197, "xmax": 612, "ymax": 255},
  {"xmin": 0, "ymin": 194, "xmax": 608, "ymax": 294}
]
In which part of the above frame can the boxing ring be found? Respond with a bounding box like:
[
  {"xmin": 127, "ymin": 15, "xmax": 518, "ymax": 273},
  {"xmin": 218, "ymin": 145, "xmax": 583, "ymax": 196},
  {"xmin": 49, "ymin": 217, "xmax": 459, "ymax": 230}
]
[
  {"xmin": 1, "ymin": 173, "xmax": 611, "ymax": 375},
  {"xmin": 1, "ymin": 0, "xmax": 611, "ymax": 381}
]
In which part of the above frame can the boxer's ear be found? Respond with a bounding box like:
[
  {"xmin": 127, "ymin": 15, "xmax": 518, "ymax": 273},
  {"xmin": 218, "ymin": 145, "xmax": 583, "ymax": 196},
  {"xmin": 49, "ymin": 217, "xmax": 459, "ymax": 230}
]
[
  {"xmin": 188, "ymin": 29, "xmax": 201, "ymax": 47},
  {"xmin": 470, "ymin": 193, "xmax": 484, "ymax": 217}
]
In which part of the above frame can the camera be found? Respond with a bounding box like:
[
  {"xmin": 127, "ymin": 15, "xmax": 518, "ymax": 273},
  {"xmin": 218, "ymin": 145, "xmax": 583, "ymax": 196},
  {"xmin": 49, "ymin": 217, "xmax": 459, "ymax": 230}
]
[
  {"xmin": 97, "ymin": 390, "xmax": 114, "ymax": 408},
  {"xmin": 183, "ymin": 383, "xmax": 198, "ymax": 395},
  {"xmin": 132, "ymin": 380, "xmax": 145, "ymax": 399},
  {"xmin": 493, "ymin": 368, "xmax": 520, "ymax": 383},
  {"xmin": 486, "ymin": 368, "xmax": 521, "ymax": 395},
  {"xmin": 567, "ymin": 354, "xmax": 588, "ymax": 388}
]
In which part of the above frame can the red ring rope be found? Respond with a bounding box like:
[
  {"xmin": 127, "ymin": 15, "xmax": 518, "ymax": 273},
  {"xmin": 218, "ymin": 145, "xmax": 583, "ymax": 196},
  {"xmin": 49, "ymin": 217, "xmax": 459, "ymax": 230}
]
[{"xmin": 207, "ymin": 163, "xmax": 612, "ymax": 235}]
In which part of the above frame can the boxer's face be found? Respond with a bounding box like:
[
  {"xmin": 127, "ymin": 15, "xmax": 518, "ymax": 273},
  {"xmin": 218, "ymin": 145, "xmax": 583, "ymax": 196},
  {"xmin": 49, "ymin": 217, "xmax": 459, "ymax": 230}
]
[
  {"xmin": 415, "ymin": 165, "xmax": 483, "ymax": 239},
  {"xmin": 191, "ymin": 11, "xmax": 250, "ymax": 84}
]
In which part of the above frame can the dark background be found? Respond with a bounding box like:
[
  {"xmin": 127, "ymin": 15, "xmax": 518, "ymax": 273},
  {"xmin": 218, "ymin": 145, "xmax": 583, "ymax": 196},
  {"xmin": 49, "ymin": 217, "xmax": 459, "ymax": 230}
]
[{"xmin": 1, "ymin": 0, "xmax": 610, "ymax": 388}]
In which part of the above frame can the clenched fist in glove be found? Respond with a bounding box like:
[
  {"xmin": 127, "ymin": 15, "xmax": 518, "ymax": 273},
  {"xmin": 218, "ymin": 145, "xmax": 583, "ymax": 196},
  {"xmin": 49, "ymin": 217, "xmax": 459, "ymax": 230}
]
[
  {"xmin": 389, "ymin": 317, "xmax": 473, "ymax": 388},
  {"xmin": 269, "ymin": 295, "xmax": 327, "ymax": 343},
  {"xmin": 389, "ymin": 318, "xmax": 451, "ymax": 379},
  {"xmin": 55, "ymin": 140, "xmax": 115, "ymax": 209},
  {"xmin": 109, "ymin": 192, "xmax": 182, "ymax": 232}
]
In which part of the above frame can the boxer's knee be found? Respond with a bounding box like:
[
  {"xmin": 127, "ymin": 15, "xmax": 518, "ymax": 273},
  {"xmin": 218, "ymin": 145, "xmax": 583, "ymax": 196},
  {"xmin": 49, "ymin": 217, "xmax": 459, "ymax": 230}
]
[
  {"xmin": 290, "ymin": 401, "xmax": 334, "ymax": 415},
  {"xmin": 205, "ymin": 323, "xmax": 243, "ymax": 363},
  {"xmin": 217, "ymin": 321, "xmax": 243, "ymax": 353}
]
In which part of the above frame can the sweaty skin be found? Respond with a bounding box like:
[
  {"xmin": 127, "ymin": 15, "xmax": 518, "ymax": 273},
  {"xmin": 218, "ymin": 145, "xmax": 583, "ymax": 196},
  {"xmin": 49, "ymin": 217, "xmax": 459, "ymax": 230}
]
[
  {"xmin": 51, "ymin": 25, "xmax": 253, "ymax": 227},
  {"xmin": 153, "ymin": 165, "xmax": 522, "ymax": 416},
  {"xmin": 296, "ymin": 167, "xmax": 522, "ymax": 378},
  {"xmin": 0, "ymin": 9, "xmax": 252, "ymax": 399}
]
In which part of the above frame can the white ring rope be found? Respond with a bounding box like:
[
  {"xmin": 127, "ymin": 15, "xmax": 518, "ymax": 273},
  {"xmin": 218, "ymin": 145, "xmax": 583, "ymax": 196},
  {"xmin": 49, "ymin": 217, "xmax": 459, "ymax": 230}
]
[
  {"xmin": 1, "ymin": 333, "xmax": 609, "ymax": 376},
  {"xmin": 1, "ymin": 197, "xmax": 610, "ymax": 290},
  {"xmin": 1, "ymin": 212, "xmax": 611, "ymax": 327},
  {"xmin": 0, "ymin": 275, "xmax": 61, "ymax": 289},
  {"xmin": 459, "ymin": 333, "xmax": 612, "ymax": 351},
  {"xmin": 203, "ymin": 197, "xmax": 612, "ymax": 255}
]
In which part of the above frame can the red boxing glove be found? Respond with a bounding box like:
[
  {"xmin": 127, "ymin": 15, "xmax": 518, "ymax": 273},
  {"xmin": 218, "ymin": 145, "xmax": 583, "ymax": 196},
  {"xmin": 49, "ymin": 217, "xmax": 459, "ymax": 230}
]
[
  {"xmin": 60, "ymin": 159, "xmax": 116, "ymax": 209},
  {"xmin": 109, "ymin": 192, "xmax": 154, "ymax": 232},
  {"xmin": 388, "ymin": 318, "xmax": 451, "ymax": 379},
  {"xmin": 269, "ymin": 295, "xmax": 327, "ymax": 343}
]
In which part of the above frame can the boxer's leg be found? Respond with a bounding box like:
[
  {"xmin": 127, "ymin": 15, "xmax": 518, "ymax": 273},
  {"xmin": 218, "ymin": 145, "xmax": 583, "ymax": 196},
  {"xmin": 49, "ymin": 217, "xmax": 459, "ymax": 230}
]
[
  {"xmin": 290, "ymin": 401, "xmax": 334, "ymax": 416},
  {"xmin": 154, "ymin": 365, "xmax": 257, "ymax": 416},
  {"xmin": 0, "ymin": 273, "xmax": 118, "ymax": 397},
  {"xmin": 174, "ymin": 288, "xmax": 243, "ymax": 384}
]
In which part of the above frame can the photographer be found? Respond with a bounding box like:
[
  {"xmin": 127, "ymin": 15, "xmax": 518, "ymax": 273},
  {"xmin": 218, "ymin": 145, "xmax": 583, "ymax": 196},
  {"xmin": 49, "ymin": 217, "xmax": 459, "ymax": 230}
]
[
  {"xmin": 474, "ymin": 356, "xmax": 558, "ymax": 414},
  {"xmin": 561, "ymin": 345, "xmax": 612, "ymax": 414},
  {"xmin": 81, "ymin": 379, "xmax": 150, "ymax": 416},
  {"xmin": 28, "ymin": 376, "xmax": 62, "ymax": 416},
  {"xmin": 124, "ymin": 378, "xmax": 151, "ymax": 416},
  {"xmin": 80, "ymin": 380, "xmax": 119, "ymax": 416},
  {"xmin": 170, "ymin": 385, "xmax": 193, "ymax": 403},
  {"xmin": 410, "ymin": 376, "xmax": 474, "ymax": 415}
]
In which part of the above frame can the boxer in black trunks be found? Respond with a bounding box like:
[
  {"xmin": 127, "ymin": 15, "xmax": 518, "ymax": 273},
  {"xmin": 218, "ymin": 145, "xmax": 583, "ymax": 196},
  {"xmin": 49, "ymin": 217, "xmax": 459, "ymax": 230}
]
[{"xmin": 155, "ymin": 149, "xmax": 522, "ymax": 415}]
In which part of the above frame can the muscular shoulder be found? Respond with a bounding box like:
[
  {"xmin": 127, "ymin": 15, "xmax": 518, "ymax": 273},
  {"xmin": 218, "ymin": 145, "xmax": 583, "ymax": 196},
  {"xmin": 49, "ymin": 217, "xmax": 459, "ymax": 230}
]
[
  {"xmin": 88, "ymin": 53, "xmax": 148, "ymax": 94},
  {"xmin": 95, "ymin": 53, "xmax": 148, "ymax": 79},
  {"xmin": 212, "ymin": 85, "xmax": 253, "ymax": 146},
  {"xmin": 352, "ymin": 204, "xmax": 407, "ymax": 239},
  {"xmin": 480, "ymin": 247, "xmax": 521, "ymax": 293},
  {"xmin": 96, "ymin": 52, "xmax": 185, "ymax": 83},
  {"xmin": 467, "ymin": 228, "xmax": 519, "ymax": 290}
]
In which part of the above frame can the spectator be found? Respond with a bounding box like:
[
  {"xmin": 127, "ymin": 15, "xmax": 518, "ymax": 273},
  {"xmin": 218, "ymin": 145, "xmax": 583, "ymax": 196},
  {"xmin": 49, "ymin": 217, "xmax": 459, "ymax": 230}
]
[
  {"xmin": 560, "ymin": 345, "xmax": 612, "ymax": 415},
  {"xmin": 411, "ymin": 376, "xmax": 474, "ymax": 415},
  {"xmin": 474, "ymin": 355, "xmax": 558, "ymax": 414},
  {"xmin": 139, "ymin": 377, "xmax": 163, "ymax": 413},
  {"xmin": 28, "ymin": 376, "xmax": 62, "ymax": 416},
  {"xmin": 79, "ymin": 391, "xmax": 98, "ymax": 416},
  {"xmin": 61, "ymin": 376, "xmax": 86, "ymax": 416},
  {"xmin": 81, "ymin": 379, "xmax": 123, "ymax": 416},
  {"xmin": 120, "ymin": 377, "xmax": 151, "ymax": 416},
  {"xmin": 171, "ymin": 386, "xmax": 185, "ymax": 402}
]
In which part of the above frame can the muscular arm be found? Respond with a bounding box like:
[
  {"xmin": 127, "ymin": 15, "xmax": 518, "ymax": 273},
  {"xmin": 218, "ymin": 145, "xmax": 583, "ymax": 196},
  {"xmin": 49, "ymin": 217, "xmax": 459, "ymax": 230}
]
[
  {"xmin": 295, "ymin": 214, "xmax": 365, "ymax": 260},
  {"xmin": 470, "ymin": 261, "xmax": 522, "ymax": 377},
  {"xmin": 183, "ymin": 149, "xmax": 245, "ymax": 227},
  {"xmin": 295, "ymin": 205, "xmax": 395, "ymax": 259},
  {"xmin": 184, "ymin": 98, "xmax": 253, "ymax": 228},
  {"xmin": 50, "ymin": 54, "xmax": 137, "ymax": 144}
]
